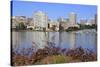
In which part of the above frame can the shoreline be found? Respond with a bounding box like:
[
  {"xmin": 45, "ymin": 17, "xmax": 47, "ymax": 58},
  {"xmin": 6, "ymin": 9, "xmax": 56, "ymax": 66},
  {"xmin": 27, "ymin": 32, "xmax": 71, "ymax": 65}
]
[{"xmin": 11, "ymin": 29, "xmax": 97, "ymax": 32}]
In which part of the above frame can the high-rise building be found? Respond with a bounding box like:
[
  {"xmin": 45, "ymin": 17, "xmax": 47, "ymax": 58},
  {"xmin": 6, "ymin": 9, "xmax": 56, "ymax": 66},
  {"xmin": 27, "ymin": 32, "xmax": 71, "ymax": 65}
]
[
  {"xmin": 80, "ymin": 19, "xmax": 87, "ymax": 25},
  {"xmin": 69, "ymin": 12, "xmax": 77, "ymax": 26},
  {"xmin": 33, "ymin": 11, "xmax": 48, "ymax": 31},
  {"xmin": 95, "ymin": 14, "xmax": 97, "ymax": 24},
  {"xmin": 57, "ymin": 17, "xmax": 66, "ymax": 22}
]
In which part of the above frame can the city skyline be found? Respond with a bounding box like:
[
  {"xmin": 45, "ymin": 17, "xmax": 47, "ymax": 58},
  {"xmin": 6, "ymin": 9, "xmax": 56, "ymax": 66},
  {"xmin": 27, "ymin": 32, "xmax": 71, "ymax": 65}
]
[{"xmin": 11, "ymin": 1, "xmax": 97, "ymax": 23}]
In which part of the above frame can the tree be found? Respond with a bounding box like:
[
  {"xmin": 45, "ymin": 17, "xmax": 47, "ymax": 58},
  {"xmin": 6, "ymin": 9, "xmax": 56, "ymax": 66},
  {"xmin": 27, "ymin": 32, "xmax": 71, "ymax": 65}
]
[
  {"xmin": 67, "ymin": 27, "xmax": 79, "ymax": 31},
  {"xmin": 18, "ymin": 22, "xmax": 26, "ymax": 30}
]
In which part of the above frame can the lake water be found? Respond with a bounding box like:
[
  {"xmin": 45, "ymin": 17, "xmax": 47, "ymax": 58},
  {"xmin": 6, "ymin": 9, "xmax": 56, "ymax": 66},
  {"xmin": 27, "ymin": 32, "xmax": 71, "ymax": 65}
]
[{"xmin": 12, "ymin": 29, "xmax": 97, "ymax": 53}]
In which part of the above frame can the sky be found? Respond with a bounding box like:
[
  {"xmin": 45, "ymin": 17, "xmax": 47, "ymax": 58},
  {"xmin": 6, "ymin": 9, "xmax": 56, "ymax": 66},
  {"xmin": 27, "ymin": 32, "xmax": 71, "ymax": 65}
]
[{"xmin": 11, "ymin": 1, "xmax": 97, "ymax": 23}]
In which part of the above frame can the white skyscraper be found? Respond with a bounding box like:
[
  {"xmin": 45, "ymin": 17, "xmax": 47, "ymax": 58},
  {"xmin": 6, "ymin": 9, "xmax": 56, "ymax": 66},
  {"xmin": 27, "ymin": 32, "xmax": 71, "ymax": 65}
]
[
  {"xmin": 33, "ymin": 11, "xmax": 48, "ymax": 30},
  {"xmin": 69, "ymin": 12, "xmax": 77, "ymax": 26}
]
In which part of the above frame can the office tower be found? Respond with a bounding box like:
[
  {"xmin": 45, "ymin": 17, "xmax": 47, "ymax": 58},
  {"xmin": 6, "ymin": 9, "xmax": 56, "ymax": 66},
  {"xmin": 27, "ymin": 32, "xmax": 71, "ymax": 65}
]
[
  {"xmin": 69, "ymin": 12, "xmax": 77, "ymax": 26},
  {"xmin": 33, "ymin": 11, "xmax": 48, "ymax": 30}
]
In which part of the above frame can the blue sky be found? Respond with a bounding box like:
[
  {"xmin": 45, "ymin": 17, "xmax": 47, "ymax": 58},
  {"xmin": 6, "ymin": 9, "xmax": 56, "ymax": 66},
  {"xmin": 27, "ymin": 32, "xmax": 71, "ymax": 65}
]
[{"xmin": 11, "ymin": 1, "xmax": 97, "ymax": 23}]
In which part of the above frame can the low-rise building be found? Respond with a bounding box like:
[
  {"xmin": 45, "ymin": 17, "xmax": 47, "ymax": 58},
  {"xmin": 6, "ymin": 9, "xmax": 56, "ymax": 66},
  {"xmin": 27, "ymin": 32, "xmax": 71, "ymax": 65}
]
[{"xmin": 11, "ymin": 16, "xmax": 18, "ymax": 29}]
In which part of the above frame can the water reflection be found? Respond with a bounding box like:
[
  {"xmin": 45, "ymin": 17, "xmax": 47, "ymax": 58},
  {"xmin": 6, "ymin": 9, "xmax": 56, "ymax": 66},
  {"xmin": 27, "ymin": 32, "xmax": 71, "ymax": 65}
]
[{"xmin": 12, "ymin": 30, "xmax": 97, "ymax": 52}]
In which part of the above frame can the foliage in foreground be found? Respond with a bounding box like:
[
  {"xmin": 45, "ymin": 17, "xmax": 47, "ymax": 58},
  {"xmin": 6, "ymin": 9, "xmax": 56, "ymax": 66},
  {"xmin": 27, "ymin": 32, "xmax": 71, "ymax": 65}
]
[{"xmin": 12, "ymin": 44, "xmax": 97, "ymax": 66}]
